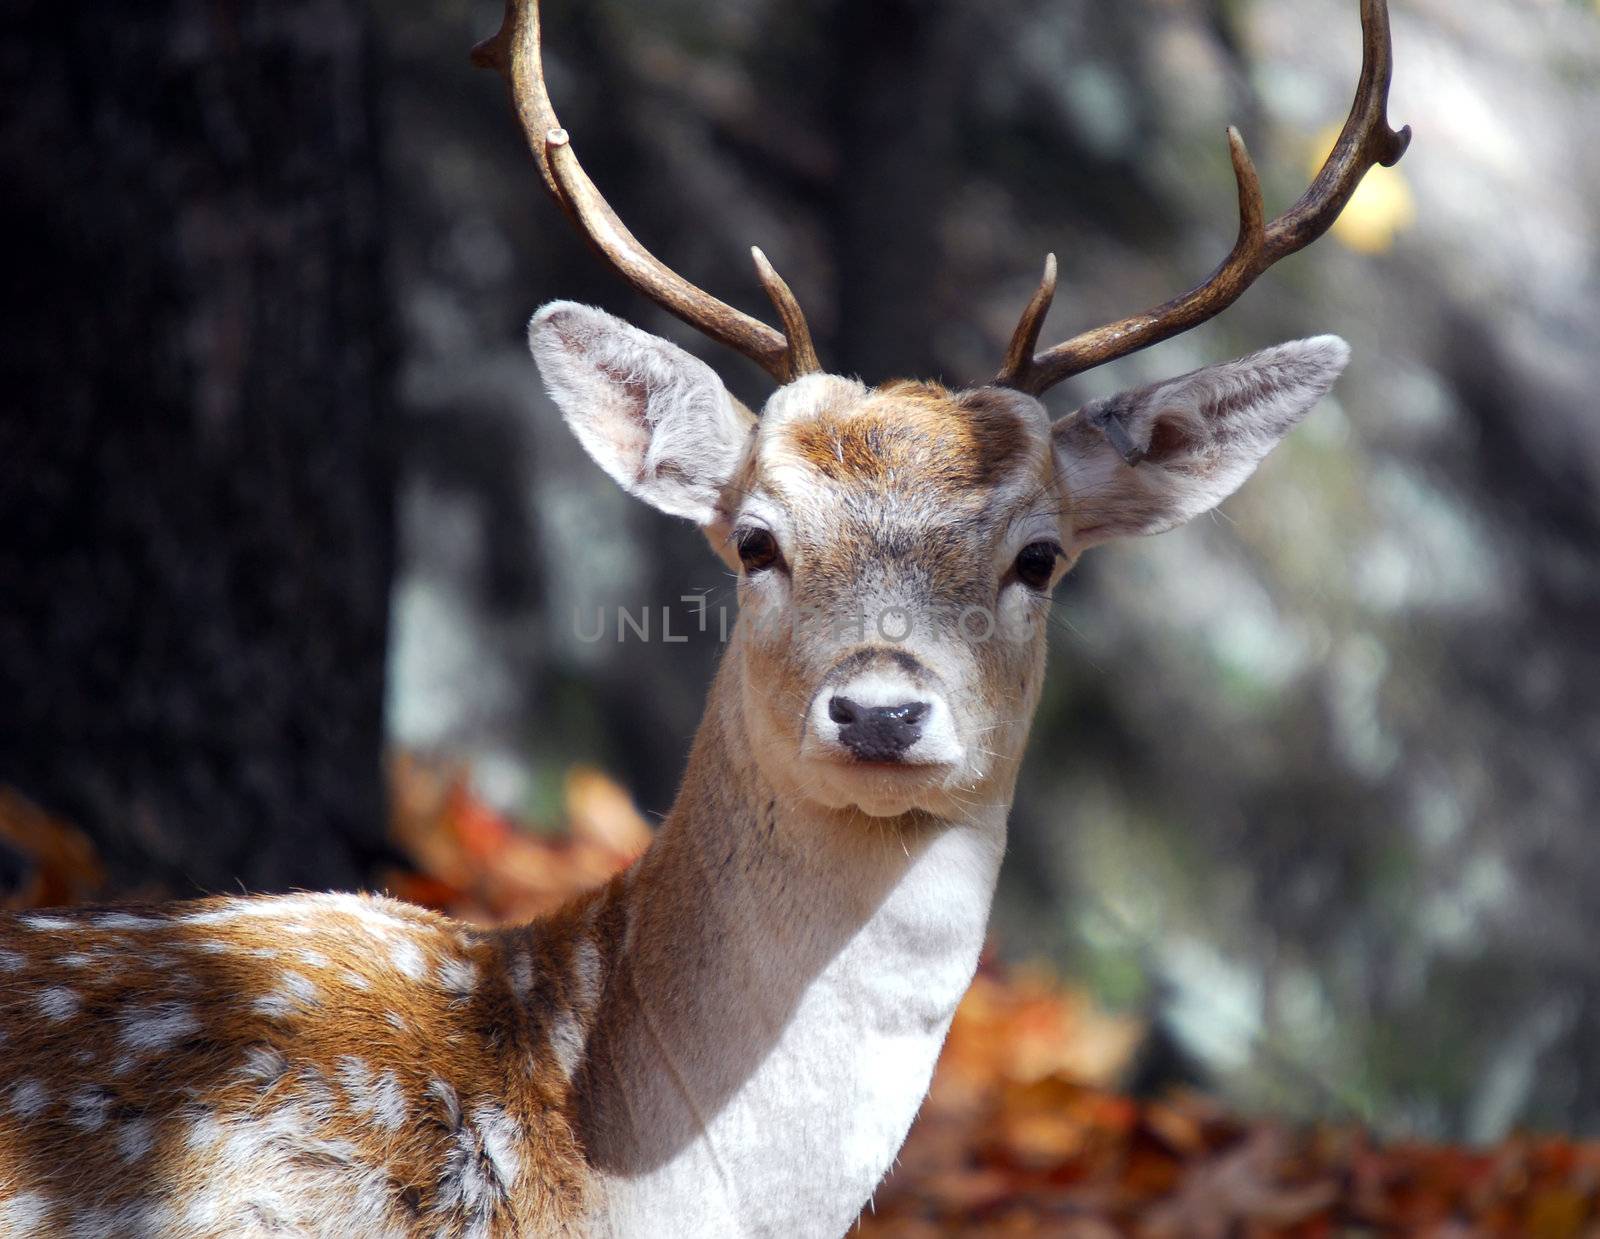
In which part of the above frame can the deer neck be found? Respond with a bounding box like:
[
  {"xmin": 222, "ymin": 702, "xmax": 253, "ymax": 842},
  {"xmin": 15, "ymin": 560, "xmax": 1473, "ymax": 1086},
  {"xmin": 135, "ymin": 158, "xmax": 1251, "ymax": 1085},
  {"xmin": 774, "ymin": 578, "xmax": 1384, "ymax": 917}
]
[{"xmin": 574, "ymin": 644, "xmax": 1011, "ymax": 1238}]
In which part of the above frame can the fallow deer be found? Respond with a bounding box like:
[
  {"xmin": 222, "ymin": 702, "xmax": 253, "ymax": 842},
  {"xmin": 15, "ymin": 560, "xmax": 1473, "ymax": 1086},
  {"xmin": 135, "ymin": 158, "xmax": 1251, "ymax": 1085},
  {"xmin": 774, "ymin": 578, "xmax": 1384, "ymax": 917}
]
[{"xmin": 0, "ymin": 1, "xmax": 1408, "ymax": 1234}]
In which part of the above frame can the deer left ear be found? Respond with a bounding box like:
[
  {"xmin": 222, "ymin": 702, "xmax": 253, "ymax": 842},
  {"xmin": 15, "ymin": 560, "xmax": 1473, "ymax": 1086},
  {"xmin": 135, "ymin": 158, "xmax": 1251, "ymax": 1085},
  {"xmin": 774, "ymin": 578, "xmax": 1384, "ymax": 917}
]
[
  {"xmin": 529, "ymin": 301, "xmax": 756, "ymax": 526},
  {"xmin": 1052, "ymin": 336, "xmax": 1349, "ymax": 550}
]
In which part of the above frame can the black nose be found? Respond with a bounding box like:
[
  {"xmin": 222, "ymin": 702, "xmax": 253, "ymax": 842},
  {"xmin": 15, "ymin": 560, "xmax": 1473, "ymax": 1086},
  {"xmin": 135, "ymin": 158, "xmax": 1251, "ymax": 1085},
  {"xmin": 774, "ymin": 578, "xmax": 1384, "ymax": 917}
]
[{"xmin": 827, "ymin": 697, "xmax": 930, "ymax": 762}]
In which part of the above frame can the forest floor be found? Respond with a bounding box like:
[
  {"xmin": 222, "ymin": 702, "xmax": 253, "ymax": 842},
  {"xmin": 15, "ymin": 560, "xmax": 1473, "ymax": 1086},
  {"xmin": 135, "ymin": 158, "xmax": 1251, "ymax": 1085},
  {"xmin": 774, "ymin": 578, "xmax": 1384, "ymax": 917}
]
[{"xmin": 6, "ymin": 762, "xmax": 1600, "ymax": 1237}]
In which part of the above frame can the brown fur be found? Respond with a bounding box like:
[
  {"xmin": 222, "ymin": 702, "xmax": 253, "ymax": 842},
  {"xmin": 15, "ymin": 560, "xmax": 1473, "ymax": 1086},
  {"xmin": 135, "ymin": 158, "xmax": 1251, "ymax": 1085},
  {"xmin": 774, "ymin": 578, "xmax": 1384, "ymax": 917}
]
[
  {"xmin": 784, "ymin": 382, "xmax": 1026, "ymax": 492},
  {"xmin": 0, "ymin": 891, "xmax": 627, "ymax": 1236}
]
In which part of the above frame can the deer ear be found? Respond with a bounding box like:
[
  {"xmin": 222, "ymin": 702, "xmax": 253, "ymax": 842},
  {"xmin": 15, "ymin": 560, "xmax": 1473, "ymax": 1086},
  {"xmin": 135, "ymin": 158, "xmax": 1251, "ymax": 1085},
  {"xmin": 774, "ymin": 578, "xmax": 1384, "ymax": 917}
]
[
  {"xmin": 1052, "ymin": 336, "xmax": 1349, "ymax": 550},
  {"xmin": 529, "ymin": 302, "xmax": 756, "ymax": 525}
]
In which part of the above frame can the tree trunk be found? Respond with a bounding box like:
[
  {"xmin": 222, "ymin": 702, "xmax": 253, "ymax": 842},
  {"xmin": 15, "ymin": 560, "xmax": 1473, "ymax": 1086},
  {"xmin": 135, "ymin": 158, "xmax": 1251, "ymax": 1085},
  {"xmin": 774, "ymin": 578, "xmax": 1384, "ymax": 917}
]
[
  {"xmin": 0, "ymin": 0, "xmax": 394, "ymax": 896},
  {"xmin": 826, "ymin": 0, "xmax": 970, "ymax": 383}
]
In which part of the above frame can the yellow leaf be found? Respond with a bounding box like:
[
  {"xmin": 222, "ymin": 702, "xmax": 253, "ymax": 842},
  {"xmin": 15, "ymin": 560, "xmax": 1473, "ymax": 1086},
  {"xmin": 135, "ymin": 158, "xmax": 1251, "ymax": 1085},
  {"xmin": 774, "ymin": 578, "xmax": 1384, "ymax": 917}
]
[
  {"xmin": 564, "ymin": 766, "xmax": 653, "ymax": 857},
  {"xmin": 1309, "ymin": 123, "xmax": 1416, "ymax": 255}
]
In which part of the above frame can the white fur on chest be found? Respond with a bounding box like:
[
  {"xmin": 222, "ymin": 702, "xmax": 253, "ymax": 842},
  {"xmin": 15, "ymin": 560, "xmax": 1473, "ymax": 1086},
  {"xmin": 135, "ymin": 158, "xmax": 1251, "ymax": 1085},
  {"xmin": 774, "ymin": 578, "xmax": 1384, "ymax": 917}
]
[{"xmin": 592, "ymin": 815, "xmax": 1003, "ymax": 1239}]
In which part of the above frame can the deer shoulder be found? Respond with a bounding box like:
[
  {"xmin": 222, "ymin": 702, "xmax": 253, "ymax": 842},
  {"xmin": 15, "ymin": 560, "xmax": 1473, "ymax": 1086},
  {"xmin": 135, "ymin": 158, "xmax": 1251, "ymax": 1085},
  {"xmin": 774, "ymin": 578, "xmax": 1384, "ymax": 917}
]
[{"xmin": 0, "ymin": 891, "xmax": 615, "ymax": 1236}]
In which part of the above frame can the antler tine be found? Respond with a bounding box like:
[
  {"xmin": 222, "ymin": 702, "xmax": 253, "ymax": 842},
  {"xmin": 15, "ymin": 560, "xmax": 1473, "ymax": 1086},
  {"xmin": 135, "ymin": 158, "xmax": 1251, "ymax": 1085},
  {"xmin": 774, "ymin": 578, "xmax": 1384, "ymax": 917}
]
[
  {"xmin": 473, "ymin": 0, "xmax": 822, "ymax": 385},
  {"xmin": 1264, "ymin": 0, "xmax": 1411, "ymax": 260},
  {"xmin": 995, "ymin": 253, "xmax": 1059, "ymax": 390},
  {"xmin": 997, "ymin": 0, "xmax": 1410, "ymax": 398},
  {"xmin": 751, "ymin": 247, "xmax": 822, "ymax": 379}
]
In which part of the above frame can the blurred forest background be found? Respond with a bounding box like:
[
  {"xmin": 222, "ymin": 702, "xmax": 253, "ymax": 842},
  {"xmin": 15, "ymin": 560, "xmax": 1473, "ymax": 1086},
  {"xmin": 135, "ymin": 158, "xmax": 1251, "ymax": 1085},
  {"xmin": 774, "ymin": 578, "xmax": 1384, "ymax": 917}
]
[{"xmin": 5, "ymin": 0, "xmax": 1600, "ymax": 1163}]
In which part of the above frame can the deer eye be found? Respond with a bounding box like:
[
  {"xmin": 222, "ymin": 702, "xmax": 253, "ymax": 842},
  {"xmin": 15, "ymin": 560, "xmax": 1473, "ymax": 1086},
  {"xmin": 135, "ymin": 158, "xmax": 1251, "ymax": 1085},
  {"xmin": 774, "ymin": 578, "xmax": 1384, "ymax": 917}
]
[
  {"xmin": 736, "ymin": 528, "xmax": 782, "ymax": 574},
  {"xmin": 1012, "ymin": 541, "xmax": 1062, "ymax": 591}
]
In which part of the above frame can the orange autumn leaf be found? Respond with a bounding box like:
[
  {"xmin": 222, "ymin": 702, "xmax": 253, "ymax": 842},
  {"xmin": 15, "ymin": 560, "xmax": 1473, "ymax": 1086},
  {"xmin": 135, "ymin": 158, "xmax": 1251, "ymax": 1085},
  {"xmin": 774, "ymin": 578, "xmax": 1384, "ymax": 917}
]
[
  {"xmin": 564, "ymin": 766, "xmax": 652, "ymax": 860},
  {"xmin": 446, "ymin": 781, "xmax": 515, "ymax": 861},
  {"xmin": 0, "ymin": 786, "xmax": 105, "ymax": 909}
]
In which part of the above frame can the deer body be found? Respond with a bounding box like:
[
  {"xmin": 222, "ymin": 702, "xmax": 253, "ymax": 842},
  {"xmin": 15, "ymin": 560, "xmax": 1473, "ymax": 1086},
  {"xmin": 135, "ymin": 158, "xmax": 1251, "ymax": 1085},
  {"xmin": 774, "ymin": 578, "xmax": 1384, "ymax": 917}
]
[{"xmin": 0, "ymin": 0, "xmax": 1407, "ymax": 1231}]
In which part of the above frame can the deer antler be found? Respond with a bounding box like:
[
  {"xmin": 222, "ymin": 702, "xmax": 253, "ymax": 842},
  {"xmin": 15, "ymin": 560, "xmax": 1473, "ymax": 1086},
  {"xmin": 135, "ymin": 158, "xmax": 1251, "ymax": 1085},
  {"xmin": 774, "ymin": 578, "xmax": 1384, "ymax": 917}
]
[
  {"xmin": 472, "ymin": 0, "xmax": 822, "ymax": 384},
  {"xmin": 995, "ymin": 0, "xmax": 1412, "ymax": 396}
]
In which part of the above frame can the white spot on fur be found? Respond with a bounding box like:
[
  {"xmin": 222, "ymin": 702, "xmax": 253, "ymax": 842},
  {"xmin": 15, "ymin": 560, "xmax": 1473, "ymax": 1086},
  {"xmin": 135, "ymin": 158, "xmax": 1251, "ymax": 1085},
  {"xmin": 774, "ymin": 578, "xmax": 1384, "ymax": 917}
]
[
  {"xmin": 508, "ymin": 948, "xmax": 534, "ymax": 1000},
  {"xmin": 347, "ymin": 902, "xmax": 414, "ymax": 940},
  {"xmin": 369, "ymin": 1070, "xmax": 408, "ymax": 1132},
  {"xmin": 295, "ymin": 1065, "xmax": 337, "ymax": 1118},
  {"xmin": 177, "ymin": 894, "xmax": 420, "ymax": 957},
  {"xmin": 549, "ymin": 1009, "xmax": 585, "ymax": 1083},
  {"xmin": 66, "ymin": 1086, "xmax": 111, "ymax": 1131},
  {"xmin": 336, "ymin": 1056, "xmax": 408, "ymax": 1133},
  {"xmin": 37, "ymin": 986, "xmax": 79, "ymax": 1021},
  {"xmin": 176, "ymin": 906, "xmax": 247, "ymax": 927},
  {"xmin": 438, "ymin": 957, "xmax": 478, "ymax": 996},
  {"xmin": 385, "ymin": 1011, "xmax": 408, "ymax": 1034},
  {"xmin": 532, "ymin": 939, "xmax": 602, "ymax": 1083},
  {"xmin": 473, "ymin": 1104, "xmax": 523, "ymax": 1189},
  {"xmin": 239, "ymin": 1044, "xmax": 289, "ymax": 1086},
  {"xmin": 201, "ymin": 1089, "xmax": 384, "ymax": 1229},
  {"xmin": 91, "ymin": 912, "xmax": 164, "ymax": 930},
  {"xmin": 390, "ymin": 940, "xmax": 426, "ymax": 980},
  {"xmin": 340, "ymin": 969, "xmax": 372, "ymax": 991},
  {"xmin": 185, "ymin": 1110, "xmax": 223, "ymax": 1151},
  {"xmin": 428, "ymin": 1077, "xmax": 461, "ymax": 1124},
  {"xmin": 0, "ymin": 949, "xmax": 25, "ymax": 971},
  {"xmin": 335, "ymin": 1055, "xmax": 373, "ymax": 1092},
  {"xmin": 18, "ymin": 914, "xmax": 75, "ymax": 931},
  {"xmin": 253, "ymin": 993, "xmax": 296, "ymax": 1020},
  {"xmin": 118, "ymin": 1002, "xmax": 199, "ymax": 1053},
  {"xmin": 177, "ymin": 895, "xmax": 321, "ymax": 927},
  {"xmin": 115, "ymin": 1117, "xmax": 154, "ymax": 1162},
  {"xmin": 569, "ymin": 937, "xmax": 603, "ymax": 1014},
  {"xmin": 282, "ymin": 971, "xmax": 318, "ymax": 1003},
  {"xmin": 9, "ymin": 1079, "xmax": 48, "ymax": 1119},
  {"xmin": 67, "ymin": 1201, "xmax": 176, "ymax": 1238},
  {"xmin": 426, "ymin": 1079, "xmax": 519, "ymax": 1231},
  {"xmin": 179, "ymin": 1187, "xmax": 222, "ymax": 1230},
  {"xmin": 0, "ymin": 1193, "xmax": 50, "ymax": 1232},
  {"xmin": 296, "ymin": 949, "xmax": 330, "ymax": 969},
  {"xmin": 254, "ymin": 971, "xmax": 318, "ymax": 1019}
]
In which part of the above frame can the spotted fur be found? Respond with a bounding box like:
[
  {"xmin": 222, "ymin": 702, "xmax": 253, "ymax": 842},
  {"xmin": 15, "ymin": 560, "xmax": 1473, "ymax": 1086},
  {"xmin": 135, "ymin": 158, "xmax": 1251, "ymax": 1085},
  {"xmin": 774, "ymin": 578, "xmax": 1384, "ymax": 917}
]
[{"xmin": 0, "ymin": 892, "xmax": 611, "ymax": 1236}]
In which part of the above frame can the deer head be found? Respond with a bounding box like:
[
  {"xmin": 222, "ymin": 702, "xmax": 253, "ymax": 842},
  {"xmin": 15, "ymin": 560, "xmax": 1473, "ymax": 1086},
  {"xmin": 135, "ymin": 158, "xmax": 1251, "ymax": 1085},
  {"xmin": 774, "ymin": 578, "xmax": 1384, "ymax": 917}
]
[
  {"xmin": 476, "ymin": 0, "xmax": 1408, "ymax": 825},
  {"xmin": 529, "ymin": 306, "xmax": 1352, "ymax": 821}
]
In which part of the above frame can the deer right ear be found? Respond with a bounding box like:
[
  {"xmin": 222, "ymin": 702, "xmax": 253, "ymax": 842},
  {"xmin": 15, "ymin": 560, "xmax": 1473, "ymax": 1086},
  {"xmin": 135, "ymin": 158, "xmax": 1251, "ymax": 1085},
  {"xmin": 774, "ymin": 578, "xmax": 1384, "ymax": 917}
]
[
  {"xmin": 1052, "ymin": 336, "xmax": 1349, "ymax": 550},
  {"xmin": 529, "ymin": 302, "xmax": 756, "ymax": 526}
]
